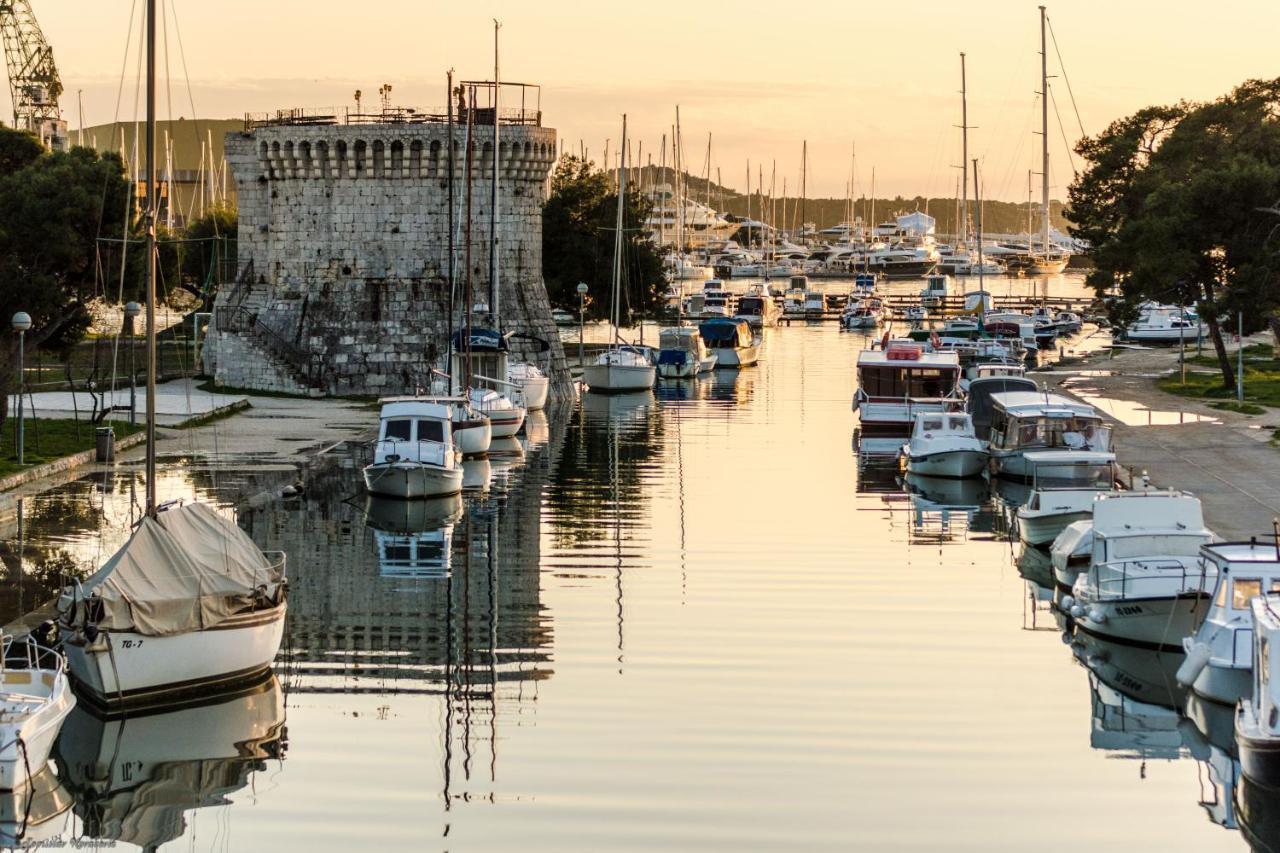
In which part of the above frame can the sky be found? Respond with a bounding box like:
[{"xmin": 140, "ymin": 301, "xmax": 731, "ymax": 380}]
[{"xmin": 12, "ymin": 0, "xmax": 1280, "ymax": 202}]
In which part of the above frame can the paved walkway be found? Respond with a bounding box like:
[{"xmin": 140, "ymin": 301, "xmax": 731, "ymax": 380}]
[
  {"xmin": 20, "ymin": 378, "xmax": 247, "ymax": 426},
  {"xmin": 1047, "ymin": 337, "xmax": 1280, "ymax": 539}
]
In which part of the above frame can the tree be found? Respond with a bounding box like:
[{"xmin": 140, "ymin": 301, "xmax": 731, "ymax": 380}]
[
  {"xmin": 0, "ymin": 129, "xmax": 136, "ymax": 423},
  {"xmin": 1068, "ymin": 79, "xmax": 1280, "ymax": 389},
  {"xmin": 542, "ymin": 155, "xmax": 664, "ymax": 322},
  {"xmin": 179, "ymin": 205, "xmax": 237, "ymax": 300}
]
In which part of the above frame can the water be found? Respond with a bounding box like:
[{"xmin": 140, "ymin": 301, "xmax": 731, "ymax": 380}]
[{"xmin": 0, "ymin": 313, "xmax": 1258, "ymax": 850}]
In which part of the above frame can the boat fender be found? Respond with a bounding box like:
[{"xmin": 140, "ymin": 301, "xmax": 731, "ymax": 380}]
[
  {"xmin": 1177, "ymin": 642, "xmax": 1213, "ymax": 687},
  {"xmin": 1070, "ymin": 604, "xmax": 1085, "ymax": 619},
  {"xmin": 1060, "ymin": 595, "xmax": 1075, "ymax": 612},
  {"xmin": 1088, "ymin": 606, "xmax": 1108, "ymax": 623}
]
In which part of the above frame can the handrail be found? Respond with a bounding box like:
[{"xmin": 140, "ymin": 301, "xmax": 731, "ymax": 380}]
[{"xmin": 213, "ymin": 303, "xmax": 325, "ymax": 389}]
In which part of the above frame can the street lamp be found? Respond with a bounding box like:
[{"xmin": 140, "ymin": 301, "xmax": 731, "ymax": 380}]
[
  {"xmin": 124, "ymin": 302, "xmax": 142, "ymax": 425},
  {"xmin": 576, "ymin": 282, "xmax": 589, "ymax": 368},
  {"xmin": 11, "ymin": 312, "xmax": 31, "ymax": 466}
]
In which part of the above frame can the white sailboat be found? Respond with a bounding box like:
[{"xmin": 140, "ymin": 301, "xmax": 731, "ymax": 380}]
[
  {"xmin": 56, "ymin": 0, "xmax": 288, "ymax": 710},
  {"xmin": 585, "ymin": 114, "xmax": 656, "ymax": 394}
]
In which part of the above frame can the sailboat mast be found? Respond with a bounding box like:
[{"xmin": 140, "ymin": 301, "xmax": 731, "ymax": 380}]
[
  {"xmin": 611, "ymin": 116, "xmax": 628, "ymax": 346},
  {"xmin": 959, "ymin": 51, "xmax": 969, "ymax": 247},
  {"xmin": 1039, "ymin": 5, "xmax": 1050, "ymax": 257},
  {"xmin": 489, "ymin": 20, "xmax": 502, "ymax": 325},
  {"xmin": 446, "ymin": 70, "xmax": 456, "ymax": 386},
  {"xmin": 144, "ymin": 0, "xmax": 157, "ymax": 516},
  {"xmin": 800, "ymin": 140, "xmax": 807, "ymax": 236},
  {"xmin": 973, "ymin": 159, "xmax": 985, "ymax": 305}
]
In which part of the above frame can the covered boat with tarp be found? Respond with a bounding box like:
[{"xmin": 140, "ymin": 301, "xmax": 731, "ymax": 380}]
[{"xmin": 56, "ymin": 502, "xmax": 288, "ymax": 708}]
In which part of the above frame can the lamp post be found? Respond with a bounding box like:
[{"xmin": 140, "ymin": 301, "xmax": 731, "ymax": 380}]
[
  {"xmin": 11, "ymin": 312, "xmax": 31, "ymax": 466},
  {"xmin": 577, "ymin": 282, "xmax": 589, "ymax": 368},
  {"xmin": 124, "ymin": 302, "xmax": 142, "ymax": 425}
]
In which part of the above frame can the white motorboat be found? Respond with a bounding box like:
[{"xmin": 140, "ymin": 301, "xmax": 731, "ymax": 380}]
[
  {"xmin": 854, "ymin": 339, "xmax": 963, "ymax": 454},
  {"xmin": 469, "ymin": 386, "xmax": 525, "ymax": 438},
  {"xmin": 735, "ymin": 289, "xmax": 781, "ymax": 328},
  {"xmin": 451, "ymin": 327, "xmax": 528, "ymax": 437},
  {"xmin": 1239, "ymin": 594, "xmax": 1280, "ymax": 787},
  {"xmin": 699, "ymin": 318, "xmax": 759, "ymax": 367},
  {"xmin": 1016, "ymin": 451, "xmax": 1116, "ymax": 546},
  {"xmin": 584, "ymin": 348, "xmax": 656, "ymax": 392},
  {"xmin": 987, "ymin": 391, "xmax": 1112, "ymax": 480},
  {"xmin": 1051, "ymin": 519, "xmax": 1093, "ymax": 590},
  {"xmin": 0, "ymin": 635, "xmax": 74, "ymax": 791},
  {"xmin": 919, "ymin": 274, "xmax": 950, "ymax": 308},
  {"xmin": 656, "ymin": 327, "xmax": 717, "ymax": 378},
  {"xmin": 57, "ymin": 502, "xmax": 288, "ymax": 709},
  {"xmin": 1067, "ymin": 489, "xmax": 1216, "ymax": 651},
  {"xmin": 802, "ymin": 290, "xmax": 826, "ymax": 319},
  {"xmin": 1120, "ymin": 304, "xmax": 1203, "ymax": 344},
  {"xmin": 1179, "ymin": 540, "xmax": 1280, "ymax": 706},
  {"xmin": 507, "ymin": 361, "xmax": 549, "ymax": 411},
  {"xmin": 397, "ymin": 394, "xmax": 490, "ymax": 457},
  {"xmin": 551, "ymin": 308, "xmax": 576, "ymax": 325},
  {"xmin": 841, "ymin": 297, "xmax": 885, "ymax": 330},
  {"xmin": 363, "ymin": 399, "xmax": 465, "ymax": 498},
  {"xmin": 900, "ymin": 411, "xmax": 987, "ymax": 478}
]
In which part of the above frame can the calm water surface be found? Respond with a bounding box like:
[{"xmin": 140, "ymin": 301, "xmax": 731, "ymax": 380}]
[{"xmin": 0, "ymin": 282, "xmax": 1256, "ymax": 851}]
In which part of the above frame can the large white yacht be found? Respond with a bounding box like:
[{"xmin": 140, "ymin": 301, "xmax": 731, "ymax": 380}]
[
  {"xmin": 853, "ymin": 339, "xmax": 963, "ymax": 454},
  {"xmin": 644, "ymin": 183, "xmax": 740, "ymax": 248}
]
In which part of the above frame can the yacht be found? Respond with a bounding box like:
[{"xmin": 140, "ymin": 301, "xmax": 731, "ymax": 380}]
[
  {"xmin": 1015, "ymin": 451, "xmax": 1116, "ymax": 546},
  {"xmin": 0, "ymin": 634, "xmax": 75, "ymax": 790},
  {"xmin": 965, "ymin": 374, "xmax": 1038, "ymax": 442},
  {"xmin": 1120, "ymin": 304, "xmax": 1203, "ymax": 344},
  {"xmin": 56, "ymin": 502, "xmax": 289, "ymax": 709},
  {"xmin": 853, "ymin": 339, "xmax": 963, "ymax": 453},
  {"xmin": 664, "ymin": 252, "xmax": 713, "ymax": 281},
  {"xmin": 900, "ymin": 411, "xmax": 987, "ymax": 478},
  {"xmin": 986, "ymin": 391, "xmax": 1112, "ymax": 480},
  {"xmin": 1237, "ymin": 593, "xmax": 1280, "ymax": 786},
  {"xmin": 699, "ymin": 317, "xmax": 759, "ymax": 367},
  {"xmin": 734, "ymin": 288, "xmax": 781, "ymax": 328},
  {"xmin": 644, "ymin": 183, "xmax": 740, "ymax": 248},
  {"xmin": 699, "ymin": 279, "xmax": 733, "ymax": 317},
  {"xmin": 841, "ymin": 297, "xmax": 885, "ymax": 330},
  {"xmin": 1179, "ymin": 540, "xmax": 1280, "ymax": 706},
  {"xmin": 657, "ymin": 327, "xmax": 717, "ymax": 378},
  {"xmin": 363, "ymin": 399, "xmax": 465, "ymax": 498},
  {"xmin": 1066, "ymin": 489, "xmax": 1217, "ymax": 650},
  {"xmin": 868, "ymin": 246, "xmax": 937, "ymax": 279}
]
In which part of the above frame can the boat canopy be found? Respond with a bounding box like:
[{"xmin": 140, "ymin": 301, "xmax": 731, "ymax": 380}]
[
  {"xmin": 57, "ymin": 503, "xmax": 285, "ymax": 637},
  {"xmin": 450, "ymin": 327, "xmax": 509, "ymax": 353},
  {"xmin": 699, "ymin": 318, "xmax": 752, "ymax": 347},
  {"xmin": 1092, "ymin": 490, "xmax": 1209, "ymax": 539}
]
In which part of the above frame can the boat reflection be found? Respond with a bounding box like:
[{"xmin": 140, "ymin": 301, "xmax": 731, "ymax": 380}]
[
  {"xmin": 653, "ymin": 373, "xmax": 712, "ymax": 403},
  {"xmin": 581, "ymin": 390, "xmax": 656, "ymax": 425},
  {"xmin": 1017, "ymin": 544, "xmax": 1055, "ymax": 590},
  {"xmin": 0, "ymin": 765, "xmax": 74, "ymax": 848},
  {"xmin": 1236, "ymin": 771, "xmax": 1280, "ymax": 850},
  {"xmin": 363, "ymin": 494, "xmax": 463, "ymax": 581},
  {"xmin": 462, "ymin": 457, "xmax": 493, "ymax": 492},
  {"xmin": 1179, "ymin": 711, "xmax": 1240, "ymax": 832},
  {"xmin": 1072, "ymin": 629, "xmax": 1187, "ymax": 760},
  {"xmin": 902, "ymin": 473, "xmax": 984, "ymax": 542},
  {"xmin": 54, "ymin": 674, "xmax": 286, "ymax": 850}
]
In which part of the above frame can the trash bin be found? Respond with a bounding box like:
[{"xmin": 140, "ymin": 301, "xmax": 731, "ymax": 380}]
[{"xmin": 95, "ymin": 426, "xmax": 115, "ymax": 463}]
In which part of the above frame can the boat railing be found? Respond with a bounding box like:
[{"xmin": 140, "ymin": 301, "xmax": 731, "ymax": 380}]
[
  {"xmin": 260, "ymin": 551, "xmax": 289, "ymax": 583},
  {"xmin": 372, "ymin": 436, "xmax": 452, "ymax": 467},
  {"xmin": 1090, "ymin": 558, "xmax": 1211, "ymax": 601},
  {"xmin": 0, "ymin": 633, "xmax": 64, "ymax": 675},
  {"xmin": 471, "ymin": 374, "xmax": 528, "ymax": 408}
]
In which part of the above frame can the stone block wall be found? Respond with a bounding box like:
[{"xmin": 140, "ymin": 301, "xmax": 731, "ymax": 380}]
[{"xmin": 203, "ymin": 118, "xmax": 569, "ymax": 399}]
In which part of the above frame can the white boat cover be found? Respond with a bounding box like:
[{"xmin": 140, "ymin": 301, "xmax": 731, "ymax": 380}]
[{"xmin": 57, "ymin": 503, "xmax": 284, "ymax": 637}]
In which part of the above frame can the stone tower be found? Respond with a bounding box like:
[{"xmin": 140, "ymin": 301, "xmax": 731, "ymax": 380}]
[{"xmin": 203, "ymin": 97, "xmax": 568, "ymax": 400}]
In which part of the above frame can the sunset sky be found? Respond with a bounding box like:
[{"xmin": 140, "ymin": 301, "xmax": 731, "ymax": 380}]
[{"xmin": 17, "ymin": 0, "xmax": 1279, "ymax": 202}]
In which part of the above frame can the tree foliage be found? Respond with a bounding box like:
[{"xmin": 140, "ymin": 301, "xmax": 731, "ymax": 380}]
[
  {"xmin": 1068, "ymin": 79, "xmax": 1280, "ymax": 388},
  {"xmin": 542, "ymin": 155, "xmax": 664, "ymax": 322}
]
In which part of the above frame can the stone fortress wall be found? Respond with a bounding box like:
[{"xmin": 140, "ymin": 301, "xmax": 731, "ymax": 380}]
[{"xmin": 202, "ymin": 110, "xmax": 569, "ymax": 400}]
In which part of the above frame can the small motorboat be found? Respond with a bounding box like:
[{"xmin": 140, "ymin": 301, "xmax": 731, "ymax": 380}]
[
  {"xmin": 900, "ymin": 411, "xmax": 988, "ymax": 479},
  {"xmin": 363, "ymin": 399, "xmax": 465, "ymax": 498},
  {"xmin": 802, "ymin": 289, "xmax": 826, "ymax": 320},
  {"xmin": 1179, "ymin": 540, "xmax": 1280, "ymax": 706},
  {"xmin": 919, "ymin": 274, "xmax": 951, "ymax": 309},
  {"xmin": 699, "ymin": 318, "xmax": 759, "ymax": 368},
  {"xmin": 551, "ymin": 308, "xmax": 576, "ymax": 326},
  {"xmin": 584, "ymin": 348, "xmax": 656, "ymax": 393},
  {"xmin": 1015, "ymin": 451, "xmax": 1116, "ymax": 546},
  {"xmin": 469, "ymin": 386, "xmax": 526, "ymax": 438},
  {"xmin": 1238, "ymin": 594, "xmax": 1280, "ymax": 786},
  {"xmin": 507, "ymin": 361, "xmax": 549, "ymax": 411},
  {"xmin": 0, "ymin": 634, "xmax": 75, "ymax": 791},
  {"xmin": 656, "ymin": 327, "xmax": 717, "ymax": 378}
]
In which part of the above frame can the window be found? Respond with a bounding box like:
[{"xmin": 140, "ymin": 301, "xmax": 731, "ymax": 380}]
[
  {"xmin": 1234, "ymin": 578, "xmax": 1263, "ymax": 610},
  {"xmin": 921, "ymin": 418, "xmax": 944, "ymax": 431},
  {"xmin": 384, "ymin": 419, "xmax": 412, "ymax": 441},
  {"xmin": 417, "ymin": 419, "xmax": 445, "ymax": 443}
]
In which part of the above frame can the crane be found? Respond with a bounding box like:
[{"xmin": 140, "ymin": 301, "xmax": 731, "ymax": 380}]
[{"xmin": 0, "ymin": 0, "xmax": 66, "ymax": 150}]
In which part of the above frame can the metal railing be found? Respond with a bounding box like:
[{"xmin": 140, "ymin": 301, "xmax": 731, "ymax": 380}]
[
  {"xmin": 212, "ymin": 303, "xmax": 325, "ymax": 390},
  {"xmin": 1089, "ymin": 558, "xmax": 1211, "ymax": 601}
]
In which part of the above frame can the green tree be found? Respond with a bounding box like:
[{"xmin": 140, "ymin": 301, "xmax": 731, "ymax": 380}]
[
  {"xmin": 542, "ymin": 155, "xmax": 664, "ymax": 323},
  {"xmin": 1068, "ymin": 79, "xmax": 1280, "ymax": 389},
  {"xmin": 0, "ymin": 130, "xmax": 136, "ymax": 422},
  {"xmin": 179, "ymin": 205, "xmax": 237, "ymax": 300}
]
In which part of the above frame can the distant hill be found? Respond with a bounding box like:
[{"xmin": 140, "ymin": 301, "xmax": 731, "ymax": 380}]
[{"xmin": 629, "ymin": 164, "xmax": 1069, "ymax": 237}]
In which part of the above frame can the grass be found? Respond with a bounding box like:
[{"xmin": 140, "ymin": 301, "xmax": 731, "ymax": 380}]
[
  {"xmin": 1209, "ymin": 401, "xmax": 1267, "ymax": 415},
  {"xmin": 1159, "ymin": 343, "xmax": 1280, "ymax": 408},
  {"xmin": 1186, "ymin": 343, "xmax": 1280, "ymax": 371},
  {"xmin": 0, "ymin": 418, "xmax": 143, "ymax": 479},
  {"xmin": 26, "ymin": 339, "xmax": 200, "ymax": 392}
]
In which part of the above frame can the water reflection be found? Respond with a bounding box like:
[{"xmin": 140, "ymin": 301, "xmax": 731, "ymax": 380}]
[
  {"xmin": 0, "ymin": 765, "xmax": 73, "ymax": 848},
  {"xmin": 55, "ymin": 675, "xmax": 285, "ymax": 849},
  {"xmin": 364, "ymin": 494, "xmax": 463, "ymax": 581}
]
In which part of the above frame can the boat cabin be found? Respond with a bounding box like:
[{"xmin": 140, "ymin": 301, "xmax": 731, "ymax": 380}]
[
  {"xmin": 1090, "ymin": 489, "xmax": 1211, "ymax": 566},
  {"xmin": 373, "ymin": 399, "xmax": 456, "ymax": 467},
  {"xmin": 854, "ymin": 341, "xmax": 962, "ymax": 451},
  {"xmin": 450, "ymin": 327, "xmax": 509, "ymax": 393},
  {"xmin": 1196, "ymin": 542, "xmax": 1280, "ymax": 673},
  {"xmin": 1024, "ymin": 450, "xmax": 1116, "ymax": 492},
  {"xmin": 988, "ymin": 392, "xmax": 1111, "ymax": 456},
  {"xmin": 736, "ymin": 295, "xmax": 771, "ymax": 320},
  {"xmin": 966, "ymin": 376, "xmax": 1038, "ymax": 441}
]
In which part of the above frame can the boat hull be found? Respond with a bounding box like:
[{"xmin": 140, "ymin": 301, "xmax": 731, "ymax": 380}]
[
  {"xmin": 62, "ymin": 604, "xmax": 287, "ymax": 711},
  {"xmin": 712, "ymin": 344, "xmax": 759, "ymax": 368},
  {"xmin": 1074, "ymin": 594, "xmax": 1209, "ymax": 652},
  {"xmin": 583, "ymin": 363, "xmax": 656, "ymax": 393},
  {"xmin": 454, "ymin": 418, "xmax": 492, "ymax": 458},
  {"xmin": 514, "ymin": 376, "xmax": 549, "ymax": 411},
  {"xmin": 0, "ymin": 683, "xmax": 74, "ymax": 791},
  {"xmin": 363, "ymin": 461, "xmax": 464, "ymax": 498},
  {"xmin": 485, "ymin": 408, "xmax": 526, "ymax": 438},
  {"xmin": 905, "ymin": 449, "xmax": 987, "ymax": 479},
  {"xmin": 1190, "ymin": 662, "xmax": 1252, "ymax": 706},
  {"xmin": 1239, "ymin": 704, "xmax": 1280, "ymax": 787},
  {"xmin": 1017, "ymin": 510, "xmax": 1090, "ymax": 546}
]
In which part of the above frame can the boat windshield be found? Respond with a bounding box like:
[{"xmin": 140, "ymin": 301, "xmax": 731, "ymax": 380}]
[
  {"xmin": 1010, "ymin": 416, "xmax": 1110, "ymax": 451},
  {"xmin": 738, "ymin": 297, "xmax": 764, "ymax": 315},
  {"xmin": 860, "ymin": 366, "xmax": 957, "ymax": 398},
  {"xmin": 1033, "ymin": 462, "xmax": 1112, "ymax": 490},
  {"xmin": 1106, "ymin": 533, "xmax": 1206, "ymax": 561}
]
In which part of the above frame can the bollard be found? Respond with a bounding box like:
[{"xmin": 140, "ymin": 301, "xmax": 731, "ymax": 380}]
[{"xmin": 95, "ymin": 426, "xmax": 115, "ymax": 463}]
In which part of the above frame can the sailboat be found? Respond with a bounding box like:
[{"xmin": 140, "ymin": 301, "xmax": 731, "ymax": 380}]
[
  {"xmin": 1026, "ymin": 6, "xmax": 1069, "ymax": 276},
  {"xmin": 584, "ymin": 115, "xmax": 657, "ymax": 394},
  {"xmin": 55, "ymin": 0, "xmax": 288, "ymax": 709}
]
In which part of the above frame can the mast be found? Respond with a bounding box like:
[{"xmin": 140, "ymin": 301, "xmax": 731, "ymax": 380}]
[
  {"xmin": 144, "ymin": 0, "xmax": 157, "ymax": 516},
  {"xmin": 674, "ymin": 107, "xmax": 683, "ymax": 254},
  {"xmin": 973, "ymin": 158, "xmax": 985, "ymax": 330},
  {"xmin": 800, "ymin": 140, "xmax": 807, "ymax": 237},
  {"xmin": 1039, "ymin": 5, "xmax": 1050, "ymax": 257},
  {"xmin": 446, "ymin": 69, "xmax": 455, "ymax": 386},
  {"xmin": 610, "ymin": 115, "xmax": 628, "ymax": 347},
  {"xmin": 658, "ymin": 133, "xmax": 667, "ymax": 248},
  {"xmin": 489, "ymin": 20, "xmax": 501, "ymax": 326},
  {"xmin": 959, "ymin": 51, "xmax": 969, "ymax": 247}
]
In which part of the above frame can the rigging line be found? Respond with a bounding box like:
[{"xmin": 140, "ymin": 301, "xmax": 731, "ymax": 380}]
[
  {"xmin": 1048, "ymin": 84, "xmax": 1079, "ymax": 179},
  {"xmin": 1046, "ymin": 15, "xmax": 1087, "ymax": 140},
  {"xmin": 111, "ymin": 0, "xmax": 141, "ymax": 124},
  {"xmin": 167, "ymin": 0, "xmax": 208, "ymax": 217}
]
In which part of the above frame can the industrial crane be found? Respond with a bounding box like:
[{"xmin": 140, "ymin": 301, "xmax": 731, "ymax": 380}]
[{"xmin": 0, "ymin": 0, "xmax": 66, "ymax": 149}]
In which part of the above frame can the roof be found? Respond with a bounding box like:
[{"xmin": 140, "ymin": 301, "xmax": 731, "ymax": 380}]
[
  {"xmin": 57, "ymin": 502, "xmax": 284, "ymax": 637},
  {"xmin": 379, "ymin": 400, "xmax": 452, "ymax": 420},
  {"xmin": 857, "ymin": 348, "xmax": 960, "ymax": 368},
  {"xmin": 989, "ymin": 391, "xmax": 1101, "ymax": 417},
  {"xmin": 1092, "ymin": 490, "xmax": 1209, "ymax": 537},
  {"xmin": 1201, "ymin": 541, "xmax": 1280, "ymax": 567},
  {"xmin": 1023, "ymin": 451, "xmax": 1116, "ymax": 465}
]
